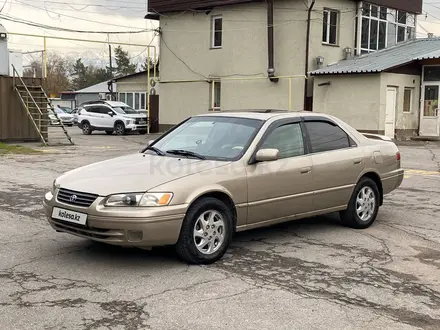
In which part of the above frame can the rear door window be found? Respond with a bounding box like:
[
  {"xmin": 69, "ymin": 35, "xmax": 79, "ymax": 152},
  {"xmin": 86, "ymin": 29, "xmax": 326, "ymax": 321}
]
[{"xmin": 305, "ymin": 121, "xmax": 350, "ymax": 153}]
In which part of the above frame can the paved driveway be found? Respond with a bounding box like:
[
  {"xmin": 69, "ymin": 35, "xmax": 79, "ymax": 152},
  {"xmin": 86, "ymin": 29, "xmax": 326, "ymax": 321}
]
[{"xmin": 0, "ymin": 128, "xmax": 439, "ymax": 329}]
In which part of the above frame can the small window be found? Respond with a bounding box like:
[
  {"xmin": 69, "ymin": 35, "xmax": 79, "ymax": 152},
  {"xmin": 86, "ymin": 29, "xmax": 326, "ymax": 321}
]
[
  {"xmin": 141, "ymin": 93, "xmax": 146, "ymax": 110},
  {"xmin": 379, "ymin": 7, "xmax": 387, "ymax": 20},
  {"xmin": 119, "ymin": 93, "xmax": 126, "ymax": 103},
  {"xmin": 322, "ymin": 9, "xmax": 338, "ymax": 45},
  {"xmin": 127, "ymin": 93, "xmax": 134, "ymax": 108},
  {"xmin": 211, "ymin": 16, "xmax": 222, "ymax": 48},
  {"xmin": 398, "ymin": 11, "xmax": 407, "ymax": 24},
  {"xmin": 260, "ymin": 123, "xmax": 304, "ymax": 159},
  {"xmin": 305, "ymin": 121, "xmax": 350, "ymax": 153},
  {"xmin": 403, "ymin": 88, "xmax": 413, "ymax": 113},
  {"xmin": 210, "ymin": 81, "xmax": 221, "ymax": 111},
  {"xmin": 397, "ymin": 26, "xmax": 406, "ymax": 42},
  {"xmin": 134, "ymin": 92, "xmax": 140, "ymax": 110}
]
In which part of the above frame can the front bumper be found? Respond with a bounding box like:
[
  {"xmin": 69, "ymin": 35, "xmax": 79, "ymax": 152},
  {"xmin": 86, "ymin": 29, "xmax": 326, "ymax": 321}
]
[
  {"xmin": 126, "ymin": 124, "xmax": 148, "ymax": 131},
  {"xmin": 43, "ymin": 191, "xmax": 187, "ymax": 247}
]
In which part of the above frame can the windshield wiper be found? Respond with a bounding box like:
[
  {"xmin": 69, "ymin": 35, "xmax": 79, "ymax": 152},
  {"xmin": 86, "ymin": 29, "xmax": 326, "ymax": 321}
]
[
  {"xmin": 145, "ymin": 146, "xmax": 165, "ymax": 156},
  {"xmin": 166, "ymin": 149, "xmax": 206, "ymax": 160}
]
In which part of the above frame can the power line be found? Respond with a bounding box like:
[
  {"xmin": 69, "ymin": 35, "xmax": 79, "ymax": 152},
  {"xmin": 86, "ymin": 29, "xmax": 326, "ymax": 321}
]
[
  {"xmin": 0, "ymin": 0, "xmax": 8, "ymax": 12},
  {"xmin": 13, "ymin": 0, "xmax": 149, "ymax": 30},
  {"xmin": 0, "ymin": 12, "xmax": 153, "ymax": 33}
]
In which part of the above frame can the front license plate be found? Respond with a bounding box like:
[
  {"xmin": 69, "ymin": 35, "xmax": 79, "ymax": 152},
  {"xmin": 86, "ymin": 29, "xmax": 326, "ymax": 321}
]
[{"xmin": 52, "ymin": 207, "xmax": 87, "ymax": 226}]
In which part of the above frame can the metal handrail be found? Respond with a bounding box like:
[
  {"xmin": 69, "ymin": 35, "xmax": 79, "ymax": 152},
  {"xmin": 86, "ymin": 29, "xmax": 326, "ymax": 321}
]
[{"xmin": 11, "ymin": 64, "xmax": 43, "ymax": 116}]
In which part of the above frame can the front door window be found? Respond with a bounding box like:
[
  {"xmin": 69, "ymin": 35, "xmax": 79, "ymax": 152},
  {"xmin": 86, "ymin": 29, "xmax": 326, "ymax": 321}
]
[{"xmin": 424, "ymin": 85, "xmax": 439, "ymax": 117}]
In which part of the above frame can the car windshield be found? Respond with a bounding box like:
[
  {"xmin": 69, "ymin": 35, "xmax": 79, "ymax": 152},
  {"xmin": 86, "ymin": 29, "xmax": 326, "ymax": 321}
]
[
  {"xmin": 54, "ymin": 108, "xmax": 65, "ymax": 114},
  {"xmin": 112, "ymin": 106, "xmax": 138, "ymax": 115},
  {"xmin": 150, "ymin": 116, "xmax": 262, "ymax": 161}
]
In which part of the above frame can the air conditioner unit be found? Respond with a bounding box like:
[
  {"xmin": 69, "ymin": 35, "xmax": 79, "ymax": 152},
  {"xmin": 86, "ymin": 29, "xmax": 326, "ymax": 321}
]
[
  {"xmin": 99, "ymin": 92, "xmax": 106, "ymax": 100},
  {"xmin": 106, "ymin": 94, "xmax": 112, "ymax": 101}
]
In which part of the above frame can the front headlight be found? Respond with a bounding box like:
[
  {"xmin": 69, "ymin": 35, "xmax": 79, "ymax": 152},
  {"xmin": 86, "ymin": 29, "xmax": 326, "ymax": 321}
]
[
  {"xmin": 51, "ymin": 179, "xmax": 59, "ymax": 194},
  {"xmin": 126, "ymin": 120, "xmax": 134, "ymax": 125},
  {"xmin": 104, "ymin": 192, "xmax": 173, "ymax": 207}
]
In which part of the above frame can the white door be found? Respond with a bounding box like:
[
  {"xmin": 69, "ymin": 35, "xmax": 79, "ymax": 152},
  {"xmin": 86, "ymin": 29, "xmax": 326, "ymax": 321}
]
[
  {"xmin": 420, "ymin": 85, "xmax": 440, "ymax": 137},
  {"xmin": 385, "ymin": 87, "xmax": 397, "ymax": 139},
  {"xmin": 97, "ymin": 106, "xmax": 115, "ymax": 128}
]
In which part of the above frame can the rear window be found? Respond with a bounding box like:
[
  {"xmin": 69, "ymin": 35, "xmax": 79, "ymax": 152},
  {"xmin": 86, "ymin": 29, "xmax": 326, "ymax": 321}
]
[{"xmin": 305, "ymin": 121, "xmax": 350, "ymax": 153}]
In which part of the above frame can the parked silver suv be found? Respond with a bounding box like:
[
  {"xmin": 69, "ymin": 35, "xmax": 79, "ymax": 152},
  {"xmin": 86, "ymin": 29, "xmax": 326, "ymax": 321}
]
[{"xmin": 77, "ymin": 101, "xmax": 148, "ymax": 135}]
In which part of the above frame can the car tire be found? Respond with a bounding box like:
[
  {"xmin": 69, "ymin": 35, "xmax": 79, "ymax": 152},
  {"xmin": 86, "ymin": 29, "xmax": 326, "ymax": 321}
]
[
  {"xmin": 340, "ymin": 177, "xmax": 380, "ymax": 229},
  {"xmin": 138, "ymin": 130, "xmax": 148, "ymax": 135},
  {"xmin": 175, "ymin": 197, "xmax": 233, "ymax": 265},
  {"xmin": 105, "ymin": 130, "xmax": 113, "ymax": 135},
  {"xmin": 115, "ymin": 123, "xmax": 125, "ymax": 136},
  {"xmin": 82, "ymin": 122, "xmax": 92, "ymax": 135}
]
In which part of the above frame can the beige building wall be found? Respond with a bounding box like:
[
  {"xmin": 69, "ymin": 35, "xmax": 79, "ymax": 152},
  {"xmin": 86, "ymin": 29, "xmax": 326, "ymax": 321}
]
[
  {"xmin": 116, "ymin": 73, "xmax": 159, "ymax": 94},
  {"xmin": 158, "ymin": 0, "xmax": 357, "ymax": 128},
  {"xmin": 313, "ymin": 74, "xmax": 382, "ymax": 131},
  {"xmin": 379, "ymin": 73, "xmax": 420, "ymax": 137}
]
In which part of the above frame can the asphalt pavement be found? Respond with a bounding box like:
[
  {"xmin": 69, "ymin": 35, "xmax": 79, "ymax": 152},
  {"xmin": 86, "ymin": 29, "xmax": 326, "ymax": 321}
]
[{"xmin": 0, "ymin": 127, "xmax": 439, "ymax": 330}]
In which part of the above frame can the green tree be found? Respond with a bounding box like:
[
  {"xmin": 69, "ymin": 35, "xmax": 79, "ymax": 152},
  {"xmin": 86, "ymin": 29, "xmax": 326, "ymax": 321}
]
[
  {"xmin": 71, "ymin": 58, "xmax": 88, "ymax": 90},
  {"xmin": 141, "ymin": 57, "xmax": 158, "ymax": 72},
  {"xmin": 114, "ymin": 46, "xmax": 136, "ymax": 76}
]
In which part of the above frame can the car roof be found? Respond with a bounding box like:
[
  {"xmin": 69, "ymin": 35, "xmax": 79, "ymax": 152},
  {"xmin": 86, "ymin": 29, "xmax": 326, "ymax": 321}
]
[{"xmin": 194, "ymin": 110, "xmax": 327, "ymax": 121}]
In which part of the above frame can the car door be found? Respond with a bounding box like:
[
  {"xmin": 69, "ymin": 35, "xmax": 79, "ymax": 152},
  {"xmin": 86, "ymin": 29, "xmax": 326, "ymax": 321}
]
[
  {"xmin": 97, "ymin": 106, "xmax": 115, "ymax": 128},
  {"xmin": 83, "ymin": 106, "xmax": 102, "ymax": 127},
  {"xmin": 246, "ymin": 119, "xmax": 314, "ymax": 225},
  {"xmin": 303, "ymin": 117, "xmax": 365, "ymax": 211}
]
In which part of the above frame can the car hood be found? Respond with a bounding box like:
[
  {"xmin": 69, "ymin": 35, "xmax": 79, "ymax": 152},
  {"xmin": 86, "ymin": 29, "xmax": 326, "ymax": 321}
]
[
  {"xmin": 59, "ymin": 114, "xmax": 73, "ymax": 119},
  {"xmin": 56, "ymin": 153, "xmax": 230, "ymax": 196},
  {"xmin": 123, "ymin": 114, "xmax": 147, "ymax": 119}
]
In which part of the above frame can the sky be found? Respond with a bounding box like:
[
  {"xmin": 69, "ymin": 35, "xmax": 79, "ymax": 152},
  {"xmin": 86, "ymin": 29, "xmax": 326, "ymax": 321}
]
[{"xmin": 0, "ymin": 0, "xmax": 439, "ymax": 67}]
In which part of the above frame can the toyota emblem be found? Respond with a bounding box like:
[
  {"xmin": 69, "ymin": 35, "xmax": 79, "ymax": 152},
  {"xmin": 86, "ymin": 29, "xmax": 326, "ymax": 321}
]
[{"xmin": 70, "ymin": 195, "xmax": 77, "ymax": 202}]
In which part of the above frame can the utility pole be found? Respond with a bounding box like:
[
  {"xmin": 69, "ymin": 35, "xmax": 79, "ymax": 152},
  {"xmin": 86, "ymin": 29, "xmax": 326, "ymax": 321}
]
[{"xmin": 108, "ymin": 43, "xmax": 115, "ymax": 101}]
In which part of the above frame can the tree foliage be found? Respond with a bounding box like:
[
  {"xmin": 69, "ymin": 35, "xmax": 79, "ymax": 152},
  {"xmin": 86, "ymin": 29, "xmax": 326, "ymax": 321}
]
[{"xmin": 114, "ymin": 46, "xmax": 137, "ymax": 76}]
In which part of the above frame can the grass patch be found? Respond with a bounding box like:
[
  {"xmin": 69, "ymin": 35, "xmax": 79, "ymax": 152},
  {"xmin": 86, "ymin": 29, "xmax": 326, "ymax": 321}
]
[{"xmin": 0, "ymin": 142, "xmax": 41, "ymax": 155}]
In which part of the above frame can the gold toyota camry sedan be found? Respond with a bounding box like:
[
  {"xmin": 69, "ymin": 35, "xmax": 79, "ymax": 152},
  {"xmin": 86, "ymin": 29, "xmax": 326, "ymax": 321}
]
[{"xmin": 44, "ymin": 111, "xmax": 404, "ymax": 264}]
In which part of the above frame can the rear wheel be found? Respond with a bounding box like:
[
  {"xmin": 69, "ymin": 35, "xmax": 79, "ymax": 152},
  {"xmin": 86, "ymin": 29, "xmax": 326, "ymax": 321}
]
[
  {"xmin": 340, "ymin": 177, "xmax": 380, "ymax": 229},
  {"xmin": 176, "ymin": 197, "xmax": 233, "ymax": 264},
  {"xmin": 115, "ymin": 123, "xmax": 125, "ymax": 136},
  {"xmin": 81, "ymin": 122, "xmax": 92, "ymax": 135},
  {"xmin": 105, "ymin": 130, "xmax": 113, "ymax": 135}
]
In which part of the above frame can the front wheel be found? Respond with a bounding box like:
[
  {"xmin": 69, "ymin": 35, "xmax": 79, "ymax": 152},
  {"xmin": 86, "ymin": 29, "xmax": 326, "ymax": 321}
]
[
  {"xmin": 175, "ymin": 197, "xmax": 233, "ymax": 264},
  {"xmin": 115, "ymin": 123, "xmax": 125, "ymax": 136},
  {"xmin": 81, "ymin": 122, "xmax": 92, "ymax": 135},
  {"xmin": 340, "ymin": 177, "xmax": 380, "ymax": 229}
]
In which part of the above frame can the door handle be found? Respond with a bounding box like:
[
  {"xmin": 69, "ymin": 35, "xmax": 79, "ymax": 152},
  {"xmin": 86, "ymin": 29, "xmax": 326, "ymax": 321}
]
[
  {"xmin": 300, "ymin": 167, "xmax": 311, "ymax": 174},
  {"xmin": 354, "ymin": 159, "xmax": 363, "ymax": 165}
]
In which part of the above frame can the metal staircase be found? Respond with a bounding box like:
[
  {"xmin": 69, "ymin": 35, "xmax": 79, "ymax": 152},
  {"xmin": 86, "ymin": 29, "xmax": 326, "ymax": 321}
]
[{"xmin": 12, "ymin": 65, "xmax": 74, "ymax": 146}]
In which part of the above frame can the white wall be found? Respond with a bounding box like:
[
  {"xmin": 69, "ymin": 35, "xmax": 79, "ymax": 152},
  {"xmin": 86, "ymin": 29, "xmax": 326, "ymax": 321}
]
[
  {"xmin": 313, "ymin": 74, "xmax": 382, "ymax": 131},
  {"xmin": 158, "ymin": 0, "xmax": 357, "ymax": 126}
]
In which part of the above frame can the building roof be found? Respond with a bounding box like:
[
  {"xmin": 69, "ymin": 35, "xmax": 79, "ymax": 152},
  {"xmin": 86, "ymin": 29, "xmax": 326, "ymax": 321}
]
[
  {"xmin": 146, "ymin": 0, "xmax": 422, "ymax": 15},
  {"xmin": 311, "ymin": 38, "xmax": 440, "ymax": 76},
  {"xmin": 113, "ymin": 69, "xmax": 157, "ymax": 82},
  {"xmin": 61, "ymin": 81, "xmax": 115, "ymax": 95}
]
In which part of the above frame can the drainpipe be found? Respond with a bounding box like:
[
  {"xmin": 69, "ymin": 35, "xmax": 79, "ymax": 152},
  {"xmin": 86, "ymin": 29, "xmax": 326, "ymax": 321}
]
[
  {"xmin": 304, "ymin": 0, "xmax": 316, "ymax": 110},
  {"xmin": 267, "ymin": 0, "xmax": 278, "ymax": 83}
]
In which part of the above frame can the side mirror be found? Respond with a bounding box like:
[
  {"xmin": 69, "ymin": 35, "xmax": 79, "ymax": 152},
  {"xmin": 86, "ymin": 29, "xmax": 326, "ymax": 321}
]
[
  {"xmin": 108, "ymin": 111, "xmax": 114, "ymax": 117},
  {"xmin": 255, "ymin": 148, "xmax": 279, "ymax": 162}
]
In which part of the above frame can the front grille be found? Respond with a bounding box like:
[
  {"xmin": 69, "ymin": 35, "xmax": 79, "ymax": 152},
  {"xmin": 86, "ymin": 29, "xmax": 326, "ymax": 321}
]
[
  {"xmin": 51, "ymin": 219, "xmax": 124, "ymax": 242},
  {"xmin": 135, "ymin": 118, "xmax": 147, "ymax": 125},
  {"xmin": 57, "ymin": 188, "xmax": 98, "ymax": 207}
]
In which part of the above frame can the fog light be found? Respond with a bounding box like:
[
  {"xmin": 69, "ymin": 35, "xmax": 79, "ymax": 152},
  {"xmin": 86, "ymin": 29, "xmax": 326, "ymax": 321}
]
[{"xmin": 127, "ymin": 230, "xmax": 143, "ymax": 242}]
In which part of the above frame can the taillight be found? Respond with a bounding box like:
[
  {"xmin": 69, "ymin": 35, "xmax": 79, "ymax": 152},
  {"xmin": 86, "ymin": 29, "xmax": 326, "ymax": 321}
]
[{"xmin": 396, "ymin": 151, "xmax": 401, "ymax": 161}]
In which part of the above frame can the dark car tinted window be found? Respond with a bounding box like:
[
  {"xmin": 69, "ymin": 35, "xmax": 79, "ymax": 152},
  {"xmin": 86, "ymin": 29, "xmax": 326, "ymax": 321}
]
[
  {"xmin": 98, "ymin": 106, "xmax": 112, "ymax": 115},
  {"xmin": 261, "ymin": 123, "xmax": 304, "ymax": 159},
  {"xmin": 306, "ymin": 121, "xmax": 350, "ymax": 153}
]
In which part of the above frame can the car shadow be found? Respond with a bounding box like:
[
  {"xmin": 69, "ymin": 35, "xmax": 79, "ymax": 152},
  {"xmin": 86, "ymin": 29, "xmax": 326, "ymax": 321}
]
[{"xmin": 63, "ymin": 213, "xmax": 343, "ymax": 265}]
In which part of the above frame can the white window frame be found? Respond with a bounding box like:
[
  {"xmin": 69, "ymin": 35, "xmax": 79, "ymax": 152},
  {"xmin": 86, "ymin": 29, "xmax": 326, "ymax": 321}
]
[
  {"xmin": 403, "ymin": 87, "xmax": 413, "ymax": 113},
  {"xmin": 118, "ymin": 92, "xmax": 148, "ymax": 110},
  {"xmin": 322, "ymin": 9, "xmax": 339, "ymax": 45},
  {"xmin": 210, "ymin": 80, "xmax": 221, "ymax": 111},
  {"xmin": 359, "ymin": 2, "xmax": 416, "ymax": 54},
  {"xmin": 211, "ymin": 15, "xmax": 222, "ymax": 49}
]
